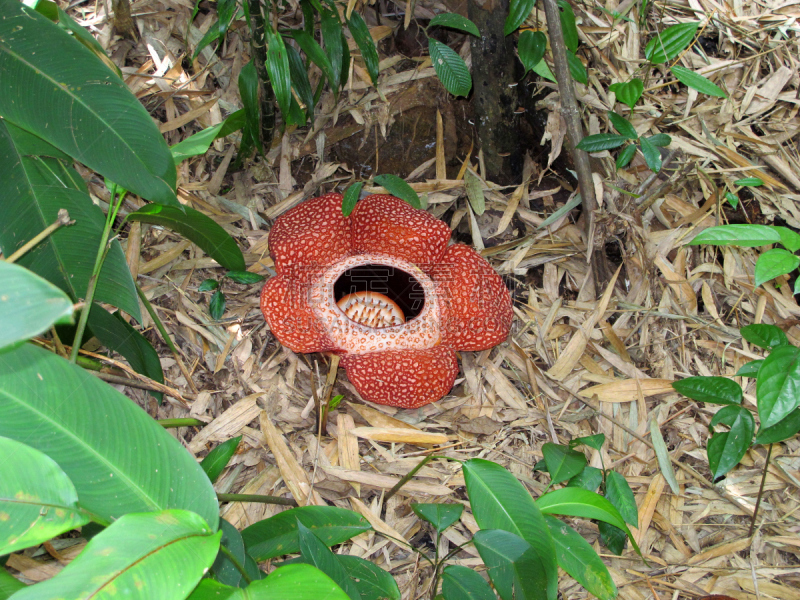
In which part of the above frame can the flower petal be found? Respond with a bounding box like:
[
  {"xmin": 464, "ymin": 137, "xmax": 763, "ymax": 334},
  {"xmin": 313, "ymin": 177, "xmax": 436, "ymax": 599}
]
[
  {"xmin": 434, "ymin": 244, "xmax": 512, "ymax": 351},
  {"xmin": 349, "ymin": 195, "xmax": 451, "ymax": 270},
  {"xmin": 261, "ymin": 276, "xmax": 334, "ymax": 353},
  {"xmin": 270, "ymin": 193, "xmax": 351, "ymax": 281},
  {"xmin": 342, "ymin": 347, "xmax": 459, "ymax": 409}
]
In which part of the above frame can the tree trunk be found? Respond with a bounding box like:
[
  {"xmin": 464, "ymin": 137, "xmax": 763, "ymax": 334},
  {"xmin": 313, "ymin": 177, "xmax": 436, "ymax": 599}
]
[{"xmin": 468, "ymin": 0, "xmax": 520, "ymax": 182}]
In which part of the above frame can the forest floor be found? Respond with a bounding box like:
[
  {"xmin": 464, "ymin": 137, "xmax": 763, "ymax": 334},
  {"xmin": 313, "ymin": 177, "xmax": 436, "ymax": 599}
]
[{"xmin": 24, "ymin": 0, "xmax": 800, "ymax": 597}]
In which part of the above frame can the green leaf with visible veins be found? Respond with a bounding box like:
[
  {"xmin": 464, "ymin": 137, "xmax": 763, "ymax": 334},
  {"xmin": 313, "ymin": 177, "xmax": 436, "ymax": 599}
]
[
  {"xmin": 0, "ymin": 0, "xmax": 178, "ymax": 205},
  {"xmin": 0, "ymin": 344, "xmax": 220, "ymax": 529},
  {"xmin": 0, "ymin": 121, "xmax": 142, "ymax": 322}
]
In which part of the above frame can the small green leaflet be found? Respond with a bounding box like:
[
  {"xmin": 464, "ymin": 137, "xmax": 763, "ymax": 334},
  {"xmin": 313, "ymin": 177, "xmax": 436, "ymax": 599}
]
[
  {"xmin": 266, "ymin": 29, "xmax": 292, "ymax": 119},
  {"xmin": 644, "ymin": 22, "xmax": 700, "ymax": 64},
  {"xmin": 576, "ymin": 134, "xmax": 628, "ymax": 152},
  {"xmin": 429, "ymin": 13, "xmax": 480, "ymax": 37},
  {"xmin": 342, "ymin": 182, "xmax": 363, "ymax": 216},
  {"xmin": 734, "ymin": 177, "xmax": 763, "ymax": 187},
  {"xmin": 504, "ymin": 0, "xmax": 537, "ymax": 35},
  {"xmin": 347, "ymin": 11, "xmax": 380, "ymax": 85},
  {"xmin": 373, "ymin": 174, "xmax": 421, "ymax": 208},
  {"xmin": 608, "ymin": 112, "xmax": 637, "ymax": 139},
  {"xmin": 670, "ymin": 65, "xmax": 726, "ymax": 98},
  {"xmin": 609, "ymin": 78, "xmax": 643, "ymax": 109},
  {"xmin": 429, "ymin": 39, "xmax": 472, "ymax": 97},
  {"xmin": 518, "ymin": 30, "xmax": 546, "ymax": 74}
]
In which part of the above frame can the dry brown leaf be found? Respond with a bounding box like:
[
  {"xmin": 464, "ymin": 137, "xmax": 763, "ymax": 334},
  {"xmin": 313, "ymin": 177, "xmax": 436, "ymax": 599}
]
[
  {"xmin": 322, "ymin": 466, "xmax": 453, "ymax": 496},
  {"xmin": 336, "ymin": 413, "xmax": 361, "ymax": 495},
  {"xmin": 579, "ymin": 379, "xmax": 675, "ymax": 402},
  {"xmin": 259, "ymin": 411, "xmax": 325, "ymax": 506},
  {"xmin": 188, "ymin": 394, "xmax": 261, "ymax": 453},
  {"xmin": 547, "ymin": 266, "xmax": 621, "ymax": 380},
  {"xmin": 349, "ymin": 427, "xmax": 448, "ymax": 445}
]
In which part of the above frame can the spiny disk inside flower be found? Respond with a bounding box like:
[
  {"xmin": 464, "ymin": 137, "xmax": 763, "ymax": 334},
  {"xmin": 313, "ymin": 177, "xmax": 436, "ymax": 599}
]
[
  {"xmin": 261, "ymin": 192, "xmax": 512, "ymax": 409},
  {"xmin": 337, "ymin": 291, "xmax": 405, "ymax": 328}
]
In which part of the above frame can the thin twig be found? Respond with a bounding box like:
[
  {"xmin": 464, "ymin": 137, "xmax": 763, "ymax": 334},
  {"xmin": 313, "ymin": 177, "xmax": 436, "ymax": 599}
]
[
  {"xmin": 6, "ymin": 210, "xmax": 74, "ymax": 263},
  {"xmin": 540, "ymin": 0, "xmax": 598, "ymax": 286},
  {"xmin": 384, "ymin": 454, "xmax": 436, "ymax": 503},
  {"xmin": 136, "ymin": 282, "xmax": 199, "ymax": 394},
  {"xmin": 749, "ymin": 443, "xmax": 773, "ymax": 537},
  {"xmin": 217, "ymin": 493, "xmax": 298, "ymax": 506},
  {"xmin": 90, "ymin": 371, "xmax": 195, "ymax": 402}
]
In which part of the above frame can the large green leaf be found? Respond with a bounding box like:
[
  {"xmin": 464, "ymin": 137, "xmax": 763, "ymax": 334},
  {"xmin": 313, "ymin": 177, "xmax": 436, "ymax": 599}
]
[
  {"xmin": 125, "ymin": 203, "xmax": 245, "ymax": 272},
  {"xmin": 536, "ymin": 487, "xmax": 628, "ymax": 530},
  {"xmin": 773, "ymin": 226, "xmax": 800, "ymax": 252},
  {"xmin": 0, "ymin": 344, "xmax": 219, "ymax": 529},
  {"xmin": 0, "ymin": 436, "xmax": 90, "ymax": 555},
  {"xmin": 462, "ymin": 459, "xmax": 558, "ymax": 600},
  {"xmin": 341, "ymin": 182, "xmax": 363, "ymax": 217},
  {"xmin": 0, "ymin": 121, "xmax": 142, "ymax": 321},
  {"xmin": 227, "ymin": 564, "xmax": 350, "ymax": 600},
  {"xmin": 87, "ymin": 303, "xmax": 164, "ymax": 402},
  {"xmin": 544, "ymin": 516, "xmax": 617, "ymax": 600},
  {"xmin": 0, "ymin": 262, "xmax": 74, "ymax": 353},
  {"xmin": 239, "ymin": 60, "xmax": 265, "ymax": 152},
  {"xmin": 608, "ymin": 112, "xmax": 638, "ymax": 139},
  {"xmin": 756, "ymin": 344, "xmax": 800, "ymax": 428},
  {"xmin": 639, "ymin": 134, "xmax": 662, "ymax": 172},
  {"xmin": 242, "ymin": 506, "xmax": 371, "ymax": 561},
  {"xmin": 472, "ymin": 529, "xmax": 548, "ymax": 600},
  {"xmin": 0, "ymin": 0, "xmax": 177, "ymax": 205},
  {"xmin": 10, "ymin": 510, "xmax": 220, "ymax": 600},
  {"xmin": 566, "ymin": 50, "xmax": 588, "ymax": 84}
]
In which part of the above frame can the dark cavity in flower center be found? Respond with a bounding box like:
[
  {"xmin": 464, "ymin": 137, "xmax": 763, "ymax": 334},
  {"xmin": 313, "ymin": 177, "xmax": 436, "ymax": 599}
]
[{"xmin": 334, "ymin": 264, "xmax": 425, "ymax": 327}]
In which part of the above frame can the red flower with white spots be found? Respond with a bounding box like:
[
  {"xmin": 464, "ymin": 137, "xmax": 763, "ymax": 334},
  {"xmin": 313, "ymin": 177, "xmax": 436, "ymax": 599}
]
[{"xmin": 261, "ymin": 193, "xmax": 513, "ymax": 409}]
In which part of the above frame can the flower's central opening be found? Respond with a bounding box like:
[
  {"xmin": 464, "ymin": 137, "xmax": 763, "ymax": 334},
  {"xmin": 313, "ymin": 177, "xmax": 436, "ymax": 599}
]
[{"xmin": 333, "ymin": 264, "xmax": 425, "ymax": 328}]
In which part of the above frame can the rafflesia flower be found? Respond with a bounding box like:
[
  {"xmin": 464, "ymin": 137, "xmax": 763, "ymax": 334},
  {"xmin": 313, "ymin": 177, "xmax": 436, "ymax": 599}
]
[{"xmin": 260, "ymin": 192, "xmax": 512, "ymax": 409}]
